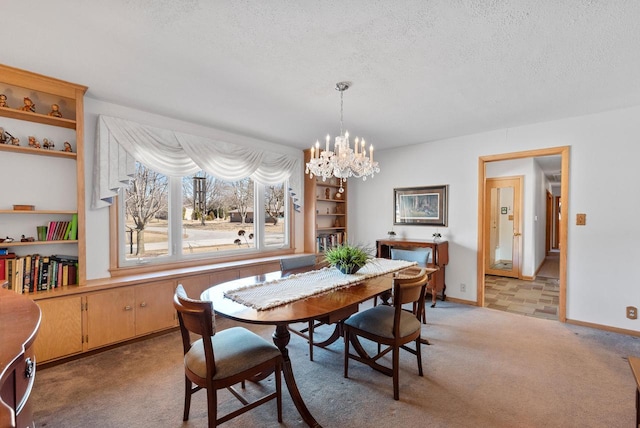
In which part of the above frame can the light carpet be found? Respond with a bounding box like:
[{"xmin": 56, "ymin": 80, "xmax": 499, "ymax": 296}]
[{"xmin": 32, "ymin": 301, "xmax": 640, "ymax": 427}]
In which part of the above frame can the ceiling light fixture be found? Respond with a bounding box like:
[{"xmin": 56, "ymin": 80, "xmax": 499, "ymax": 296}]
[{"xmin": 305, "ymin": 81, "xmax": 379, "ymax": 192}]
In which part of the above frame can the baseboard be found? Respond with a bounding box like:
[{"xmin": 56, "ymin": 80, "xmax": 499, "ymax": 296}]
[
  {"xmin": 566, "ymin": 318, "xmax": 640, "ymax": 338},
  {"xmin": 444, "ymin": 296, "xmax": 478, "ymax": 306}
]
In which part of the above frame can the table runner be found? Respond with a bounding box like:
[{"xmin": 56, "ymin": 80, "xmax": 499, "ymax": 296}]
[{"xmin": 224, "ymin": 258, "xmax": 417, "ymax": 311}]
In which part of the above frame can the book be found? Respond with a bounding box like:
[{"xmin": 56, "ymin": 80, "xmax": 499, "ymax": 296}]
[
  {"xmin": 56, "ymin": 261, "xmax": 63, "ymax": 288},
  {"xmin": 55, "ymin": 221, "xmax": 66, "ymax": 241},
  {"xmin": 63, "ymin": 221, "xmax": 72, "ymax": 240},
  {"xmin": 46, "ymin": 221, "xmax": 56, "ymax": 241},
  {"xmin": 52, "ymin": 222, "xmax": 61, "ymax": 241},
  {"xmin": 57, "ymin": 221, "xmax": 69, "ymax": 240},
  {"xmin": 39, "ymin": 256, "xmax": 50, "ymax": 291},
  {"xmin": 68, "ymin": 214, "xmax": 78, "ymax": 240},
  {"xmin": 15, "ymin": 257, "xmax": 24, "ymax": 294},
  {"xmin": 52, "ymin": 254, "xmax": 78, "ymax": 262},
  {"xmin": 4, "ymin": 258, "xmax": 14, "ymax": 290},
  {"xmin": 68, "ymin": 263, "xmax": 77, "ymax": 285},
  {"xmin": 31, "ymin": 254, "xmax": 40, "ymax": 293},
  {"xmin": 23, "ymin": 255, "xmax": 32, "ymax": 293},
  {"xmin": 0, "ymin": 253, "xmax": 16, "ymax": 282}
]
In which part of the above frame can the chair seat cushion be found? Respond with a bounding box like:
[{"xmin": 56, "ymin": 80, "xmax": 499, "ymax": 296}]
[
  {"xmin": 344, "ymin": 305, "xmax": 421, "ymax": 339},
  {"xmin": 185, "ymin": 326, "xmax": 281, "ymax": 380}
]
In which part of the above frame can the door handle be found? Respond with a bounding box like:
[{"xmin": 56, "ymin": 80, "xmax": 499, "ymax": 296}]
[{"xmin": 513, "ymin": 232, "xmax": 521, "ymax": 236}]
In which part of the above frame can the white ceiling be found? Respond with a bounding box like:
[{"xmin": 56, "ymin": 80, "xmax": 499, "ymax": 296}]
[{"xmin": 2, "ymin": 1, "xmax": 640, "ymax": 154}]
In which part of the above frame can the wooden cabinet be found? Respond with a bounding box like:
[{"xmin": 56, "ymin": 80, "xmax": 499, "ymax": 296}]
[
  {"xmin": 85, "ymin": 281, "xmax": 177, "ymax": 350},
  {"xmin": 376, "ymin": 238, "xmax": 449, "ymax": 300},
  {"xmin": 0, "ymin": 63, "xmax": 87, "ymax": 288},
  {"xmin": 22, "ymin": 261, "xmax": 282, "ymax": 363},
  {"xmin": 175, "ymin": 273, "xmax": 213, "ymax": 302},
  {"xmin": 135, "ymin": 281, "xmax": 177, "ymax": 334},
  {"xmin": 86, "ymin": 288, "xmax": 136, "ymax": 350},
  {"xmin": 34, "ymin": 296, "xmax": 83, "ymax": 362},
  {"xmin": 303, "ymin": 149, "xmax": 348, "ymax": 254}
]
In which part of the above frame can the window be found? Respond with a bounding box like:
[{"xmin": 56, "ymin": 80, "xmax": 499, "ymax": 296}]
[{"xmin": 119, "ymin": 163, "xmax": 290, "ymax": 266}]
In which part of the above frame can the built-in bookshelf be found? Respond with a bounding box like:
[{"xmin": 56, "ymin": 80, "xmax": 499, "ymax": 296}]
[
  {"xmin": 0, "ymin": 63, "xmax": 87, "ymax": 291},
  {"xmin": 303, "ymin": 149, "xmax": 348, "ymax": 254}
]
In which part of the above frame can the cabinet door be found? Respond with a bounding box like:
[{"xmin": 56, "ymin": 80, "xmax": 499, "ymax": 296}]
[
  {"xmin": 179, "ymin": 273, "xmax": 212, "ymax": 299},
  {"xmin": 34, "ymin": 296, "xmax": 83, "ymax": 362},
  {"xmin": 135, "ymin": 280, "xmax": 177, "ymax": 335},
  {"xmin": 239, "ymin": 261, "xmax": 280, "ymax": 278},
  {"xmin": 86, "ymin": 289, "xmax": 135, "ymax": 349}
]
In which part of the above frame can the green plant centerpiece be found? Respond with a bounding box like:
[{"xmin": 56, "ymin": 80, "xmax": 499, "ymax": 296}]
[{"xmin": 324, "ymin": 243, "xmax": 373, "ymax": 275}]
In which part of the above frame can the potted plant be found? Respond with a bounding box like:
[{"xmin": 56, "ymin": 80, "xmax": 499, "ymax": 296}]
[{"xmin": 324, "ymin": 243, "xmax": 373, "ymax": 275}]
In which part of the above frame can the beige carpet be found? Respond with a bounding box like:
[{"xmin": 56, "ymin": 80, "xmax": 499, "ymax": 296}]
[{"xmin": 32, "ymin": 301, "xmax": 640, "ymax": 427}]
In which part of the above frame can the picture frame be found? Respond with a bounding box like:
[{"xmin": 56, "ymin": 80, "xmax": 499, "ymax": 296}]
[{"xmin": 394, "ymin": 185, "xmax": 448, "ymax": 226}]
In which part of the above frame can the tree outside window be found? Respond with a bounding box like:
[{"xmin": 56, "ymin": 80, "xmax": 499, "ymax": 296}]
[{"xmin": 121, "ymin": 164, "xmax": 289, "ymax": 264}]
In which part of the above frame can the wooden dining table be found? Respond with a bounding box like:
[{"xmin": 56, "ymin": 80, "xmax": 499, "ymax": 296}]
[{"xmin": 201, "ymin": 264, "xmax": 436, "ymax": 428}]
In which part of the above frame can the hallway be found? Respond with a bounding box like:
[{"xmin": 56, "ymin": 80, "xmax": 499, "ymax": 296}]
[{"xmin": 484, "ymin": 252, "xmax": 560, "ymax": 320}]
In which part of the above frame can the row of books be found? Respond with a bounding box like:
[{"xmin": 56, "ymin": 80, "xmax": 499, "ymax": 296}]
[
  {"xmin": 3, "ymin": 253, "xmax": 78, "ymax": 293},
  {"xmin": 43, "ymin": 214, "xmax": 78, "ymax": 241},
  {"xmin": 316, "ymin": 232, "xmax": 345, "ymax": 253}
]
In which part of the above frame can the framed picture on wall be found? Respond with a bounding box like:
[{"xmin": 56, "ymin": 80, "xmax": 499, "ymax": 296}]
[{"xmin": 394, "ymin": 185, "xmax": 448, "ymax": 226}]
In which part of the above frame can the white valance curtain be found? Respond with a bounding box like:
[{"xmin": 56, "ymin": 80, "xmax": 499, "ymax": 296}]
[{"xmin": 92, "ymin": 115, "xmax": 302, "ymax": 211}]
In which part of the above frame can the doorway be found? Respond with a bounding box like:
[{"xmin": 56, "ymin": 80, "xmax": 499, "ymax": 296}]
[
  {"xmin": 484, "ymin": 176, "xmax": 522, "ymax": 278},
  {"xmin": 477, "ymin": 146, "xmax": 569, "ymax": 322}
]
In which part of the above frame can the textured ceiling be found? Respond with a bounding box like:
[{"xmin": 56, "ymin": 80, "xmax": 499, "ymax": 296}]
[{"xmin": 2, "ymin": 1, "xmax": 640, "ymax": 151}]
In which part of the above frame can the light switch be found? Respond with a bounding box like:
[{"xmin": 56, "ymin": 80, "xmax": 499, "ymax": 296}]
[{"xmin": 576, "ymin": 213, "xmax": 586, "ymax": 226}]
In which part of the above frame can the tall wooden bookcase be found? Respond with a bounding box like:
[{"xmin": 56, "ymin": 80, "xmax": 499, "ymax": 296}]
[
  {"xmin": 0, "ymin": 64, "xmax": 87, "ymax": 287},
  {"xmin": 303, "ymin": 149, "xmax": 348, "ymax": 254}
]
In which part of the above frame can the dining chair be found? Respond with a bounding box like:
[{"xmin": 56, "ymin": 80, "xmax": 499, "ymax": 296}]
[
  {"xmin": 343, "ymin": 268, "xmax": 429, "ymax": 400},
  {"xmin": 390, "ymin": 247, "xmax": 435, "ymax": 322},
  {"xmin": 173, "ymin": 284, "xmax": 283, "ymax": 427},
  {"xmin": 280, "ymin": 254, "xmax": 317, "ymax": 271},
  {"xmin": 280, "ymin": 254, "xmax": 323, "ymax": 361}
]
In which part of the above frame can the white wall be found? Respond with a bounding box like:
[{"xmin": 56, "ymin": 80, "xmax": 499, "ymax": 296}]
[
  {"xmin": 349, "ymin": 104, "xmax": 640, "ymax": 332},
  {"xmin": 83, "ymin": 97, "xmax": 305, "ymax": 280}
]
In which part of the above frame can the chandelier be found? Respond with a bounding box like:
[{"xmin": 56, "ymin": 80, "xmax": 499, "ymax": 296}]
[{"xmin": 305, "ymin": 82, "xmax": 380, "ymax": 192}]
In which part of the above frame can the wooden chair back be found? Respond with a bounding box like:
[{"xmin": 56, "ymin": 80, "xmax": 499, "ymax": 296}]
[
  {"xmin": 279, "ymin": 254, "xmax": 316, "ymax": 271},
  {"xmin": 392, "ymin": 269, "xmax": 429, "ymax": 335},
  {"xmin": 174, "ymin": 284, "xmax": 217, "ymax": 376}
]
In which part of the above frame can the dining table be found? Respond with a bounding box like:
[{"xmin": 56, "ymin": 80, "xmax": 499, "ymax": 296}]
[{"xmin": 201, "ymin": 260, "xmax": 436, "ymax": 428}]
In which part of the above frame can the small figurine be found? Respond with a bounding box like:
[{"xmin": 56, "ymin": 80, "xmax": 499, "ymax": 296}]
[
  {"xmin": 49, "ymin": 103, "xmax": 62, "ymax": 118},
  {"xmin": 42, "ymin": 138, "xmax": 55, "ymax": 150},
  {"xmin": 325, "ymin": 188, "xmax": 331, "ymax": 199},
  {"xmin": 28, "ymin": 136, "xmax": 41, "ymax": 149},
  {"xmin": 0, "ymin": 127, "xmax": 6, "ymax": 144},
  {"xmin": 2, "ymin": 236, "xmax": 14, "ymax": 243},
  {"xmin": 0, "ymin": 94, "xmax": 7, "ymax": 108},
  {"xmin": 20, "ymin": 97, "xmax": 36, "ymax": 113},
  {"xmin": 20, "ymin": 235, "xmax": 35, "ymax": 242},
  {"xmin": 10, "ymin": 136, "xmax": 19, "ymax": 146},
  {"xmin": 62, "ymin": 141, "xmax": 73, "ymax": 152}
]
